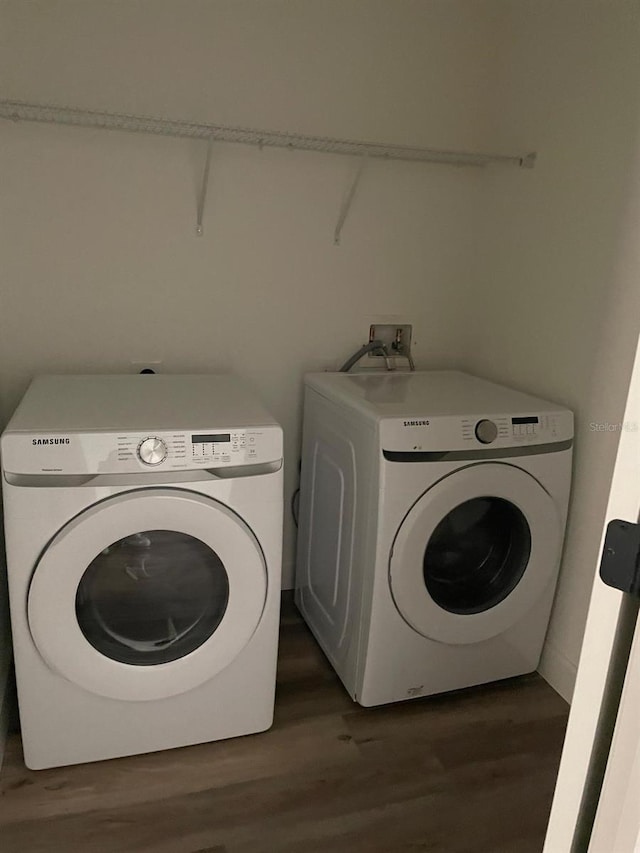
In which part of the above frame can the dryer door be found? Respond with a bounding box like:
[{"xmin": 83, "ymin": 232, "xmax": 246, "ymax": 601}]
[
  {"xmin": 389, "ymin": 463, "xmax": 562, "ymax": 645},
  {"xmin": 28, "ymin": 488, "xmax": 268, "ymax": 701}
]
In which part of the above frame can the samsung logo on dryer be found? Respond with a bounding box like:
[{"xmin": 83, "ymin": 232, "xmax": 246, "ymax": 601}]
[
  {"xmin": 32, "ymin": 437, "xmax": 71, "ymax": 445},
  {"xmin": 403, "ymin": 420, "xmax": 430, "ymax": 427}
]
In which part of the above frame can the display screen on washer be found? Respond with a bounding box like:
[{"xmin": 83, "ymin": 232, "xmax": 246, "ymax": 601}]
[
  {"xmin": 191, "ymin": 434, "xmax": 231, "ymax": 443},
  {"xmin": 423, "ymin": 498, "xmax": 532, "ymax": 614},
  {"xmin": 75, "ymin": 530, "xmax": 230, "ymax": 665},
  {"xmin": 511, "ymin": 416, "xmax": 539, "ymax": 425}
]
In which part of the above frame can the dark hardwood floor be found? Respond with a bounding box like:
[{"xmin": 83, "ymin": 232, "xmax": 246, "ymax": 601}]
[{"xmin": 0, "ymin": 602, "xmax": 569, "ymax": 852}]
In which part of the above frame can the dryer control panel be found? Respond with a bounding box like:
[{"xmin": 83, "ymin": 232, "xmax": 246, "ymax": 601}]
[
  {"xmin": 462, "ymin": 415, "xmax": 556, "ymax": 445},
  {"xmin": 380, "ymin": 410, "xmax": 573, "ymax": 454},
  {"xmin": 1, "ymin": 425, "xmax": 283, "ymax": 476}
]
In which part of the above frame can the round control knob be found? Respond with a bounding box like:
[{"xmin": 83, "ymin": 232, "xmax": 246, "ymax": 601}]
[
  {"xmin": 475, "ymin": 419, "xmax": 498, "ymax": 444},
  {"xmin": 137, "ymin": 437, "xmax": 168, "ymax": 466}
]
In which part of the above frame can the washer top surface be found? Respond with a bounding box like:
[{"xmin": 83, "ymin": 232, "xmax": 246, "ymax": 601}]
[
  {"xmin": 5, "ymin": 374, "xmax": 278, "ymax": 434},
  {"xmin": 306, "ymin": 370, "xmax": 566, "ymax": 420}
]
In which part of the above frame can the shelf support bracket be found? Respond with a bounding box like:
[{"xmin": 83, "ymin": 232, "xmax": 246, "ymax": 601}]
[
  {"xmin": 196, "ymin": 136, "xmax": 214, "ymax": 236},
  {"xmin": 334, "ymin": 154, "xmax": 367, "ymax": 246},
  {"xmin": 520, "ymin": 152, "xmax": 537, "ymax": 169}
]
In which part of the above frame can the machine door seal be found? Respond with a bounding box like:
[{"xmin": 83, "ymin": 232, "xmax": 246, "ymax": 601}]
[
  {"xmin": 389, "ymin": 463, "xmax": 562, "ymax": 645},
  {"xmin": 28, "ymin": 488, "xmax": 268, "ymax": 701}
]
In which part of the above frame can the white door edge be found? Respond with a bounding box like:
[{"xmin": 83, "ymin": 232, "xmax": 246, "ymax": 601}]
[
  {"xmin": 589, "ymin": 610, "xmax": 640, "ymax": 851},
  {"xmin": 544, "ymin": 335, "xmax": 640, "ymax": 851}
]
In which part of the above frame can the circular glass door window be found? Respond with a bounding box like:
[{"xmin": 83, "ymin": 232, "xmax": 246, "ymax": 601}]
[
  {"xmin": 76, "ymin": 530, "xmax": 229, "ymax": 665},
  {"xmin": 423, "ymin": 497, "xmax": 531, "ymax": 615}
]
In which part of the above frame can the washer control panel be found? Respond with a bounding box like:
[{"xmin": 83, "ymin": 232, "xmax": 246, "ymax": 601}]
[
  {"xmin": 190, "ymin": 431, "xmax": 259, "ymax": 465},
  {"xmin": 113, "ymin": 426, "xmax": 281, "ymax": 471},
  {"xmin": 137, "ymin": 436, "xmax": 169, "ymax": 465},
  {"xmin": 118, "ymin": 433, "xmax": 187, "ymax": 467},
  {"xmin": 2, "ymin": 425, "xmax": 283, "ymax": 475}
]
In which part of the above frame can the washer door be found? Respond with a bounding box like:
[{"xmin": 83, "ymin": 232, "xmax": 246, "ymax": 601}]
[
  {"xmin": 389, "ymin": 464, "xmax": 562, "ymax": 645},
  {"xmin": 28, "ymin": 489, "xmax": 267, "ymax": 701}
]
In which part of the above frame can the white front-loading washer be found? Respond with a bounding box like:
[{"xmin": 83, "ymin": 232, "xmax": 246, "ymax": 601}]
[
  {"xmin": 295, "ymin": 370, "xmax": 573, "ymax": 706},
  {"xmin": 1, "ymin": 374, "xmax": 283, "ymax": 768}
]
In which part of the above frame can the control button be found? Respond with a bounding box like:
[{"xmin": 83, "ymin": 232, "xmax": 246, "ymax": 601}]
[
  {"xmin": 137, "ymin": 437, "xmax": 168, "ymax": 466},
  {"xmin": 475, "ymin": 419, "xmax": 498, "ymax": 444}
]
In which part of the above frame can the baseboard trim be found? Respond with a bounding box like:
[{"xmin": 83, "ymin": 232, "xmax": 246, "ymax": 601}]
[{"xmin": 538, "ymin": 639, "xmax": 577, "ymax": 703}]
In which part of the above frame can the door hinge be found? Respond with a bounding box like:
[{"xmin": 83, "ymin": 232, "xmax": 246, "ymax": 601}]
[{"xmin": 599, "ymin": 519, "xmax": 640, "ymax": 598}]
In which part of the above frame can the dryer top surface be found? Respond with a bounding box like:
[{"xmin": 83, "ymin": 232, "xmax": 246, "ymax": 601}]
[
  {"xmin": 4, "ymin": 374, "xmax": 280, "ymax": 434},
  {"xmin": 305, "ymin": 370, "xmax": 570, "ymax": 422}
]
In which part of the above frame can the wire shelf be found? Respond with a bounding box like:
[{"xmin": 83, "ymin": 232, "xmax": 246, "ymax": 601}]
[
  {"xmin": 0, "ymin": 99, "xmax": 535, "ymax": 169},
  {"xmin": 0, "ymin": 99, "xmax": 536, "ymax": 237}
]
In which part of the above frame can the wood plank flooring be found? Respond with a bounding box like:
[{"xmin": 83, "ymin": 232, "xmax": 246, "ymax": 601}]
[{"xmin": 0, "ymin": 602, "xmax": 569, "ymax": 852}]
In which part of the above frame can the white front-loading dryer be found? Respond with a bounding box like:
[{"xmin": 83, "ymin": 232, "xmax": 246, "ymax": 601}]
[
  {"xmin": 1, "ymin": 374, "xmax": 283, "ymax": 768},
  {"xmin": 295, "ymin": 370, "xmax": 573, "ymax": 706}
]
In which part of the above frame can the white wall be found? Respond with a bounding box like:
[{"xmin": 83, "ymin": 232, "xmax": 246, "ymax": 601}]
[
  {"xmin": 0, "ymin": 0, "xmax": 504, "ymax": 587},
  {"xmin": 460, "ymin": 0, "xmax": 640, "ymax": 699}
]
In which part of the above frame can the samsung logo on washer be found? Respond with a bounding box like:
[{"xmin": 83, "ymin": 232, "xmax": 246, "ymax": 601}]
[
  {"xmin": 403, "ymin": 420, "xmax": 430, "ymax": 427},
  {"xmin": 32, "ymin": 437, "xmax": 71, "ymax": 445}
]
